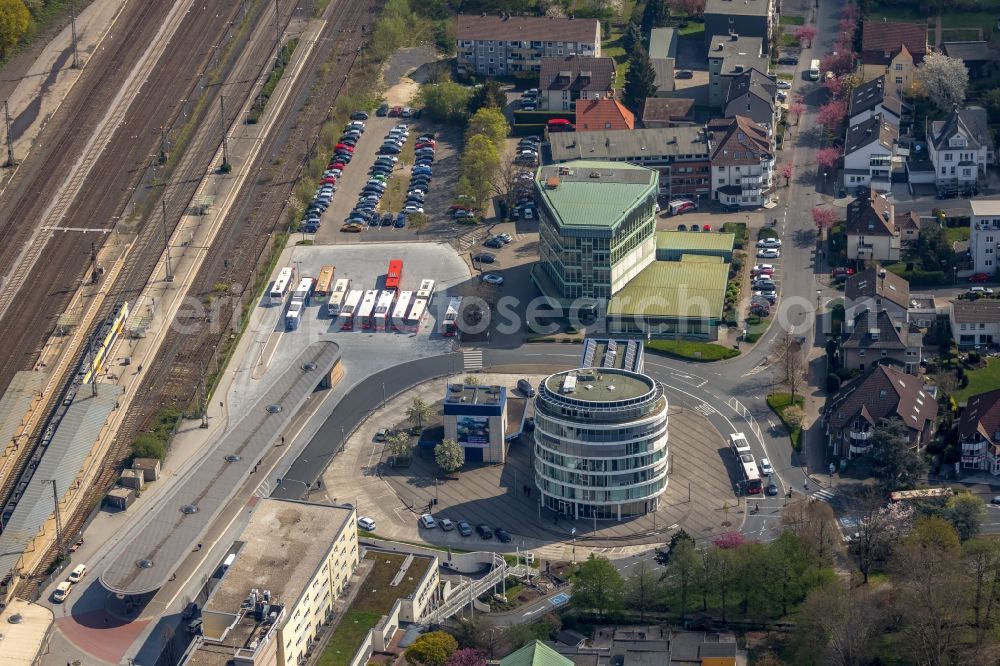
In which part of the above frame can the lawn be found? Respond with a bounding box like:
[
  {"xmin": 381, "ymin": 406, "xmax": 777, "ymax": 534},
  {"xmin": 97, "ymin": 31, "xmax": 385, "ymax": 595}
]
[
  {"xmin": 940, "ymin": 10, "xmax": 998, "ymax": 41},
  {"xmin": 316, "ymin": 610, "xmax": 382, "ymax": 666},
  {"xmin": 945, "ymin": 226, "xmax": 970, "ymax": 244},
  {"xmin": 781, "ymin": 33, "xmax": 800, "ymax": 48},
  {"xmin": 678, "ymin": 22, "xmax": 705, "ymax": 38},
  {"xmin": 779, "ymin": 15, "xmax": 805, "ymax": 26},
  {"xmin": 867, "ymin": 3, "xmax": 929, "ymax": 24},
  {"xmin": 601, "ymin": 32, "xmax": 630, "ymax": 88},
  {"xmin": 954, "ymin": 358, "xmax": 1000, "ymax": 403},
  {"xmin": 767, "ymin": 392, "xmax": 805, "ymax": 450},
  {"xmin": 777, "ymin": 72, "xmax": 794, "ymax": 81},
  {"xmin": 645, "ymin": 339, "xmax": 740, "ymax": 361}
]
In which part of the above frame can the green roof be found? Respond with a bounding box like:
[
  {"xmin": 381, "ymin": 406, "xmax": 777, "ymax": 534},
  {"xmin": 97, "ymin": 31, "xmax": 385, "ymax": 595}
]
[
  {"xmin": 608, "ymin": 261, "xmax": 729, "ymax": 319},
  {"xmin": 536, "ymin": 160, "xmax": 657, "ymax": 230},
  {"xmin": 656, "ymin": 231, "xmax": 735, "ymax": 253},
  {"xmin": 501, "ymin": 641, "xmax": 575, "ymax": 666},
  {"xmin": 680, "ymin": 253, "xmax": 724, "ymax": 263}
]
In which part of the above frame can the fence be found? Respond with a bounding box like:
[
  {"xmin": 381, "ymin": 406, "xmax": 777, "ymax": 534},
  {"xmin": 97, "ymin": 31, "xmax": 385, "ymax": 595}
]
[{"xmin": 726, "ymin": 396, "xmax": 763, "ymax": 442}]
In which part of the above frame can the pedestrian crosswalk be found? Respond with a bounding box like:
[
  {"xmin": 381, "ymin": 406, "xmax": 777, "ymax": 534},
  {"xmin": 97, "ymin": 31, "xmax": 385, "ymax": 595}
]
[
  {"xmin": 457, "ymin": 231, "xmax": 483, "ymax": 251},
  {"xmin": 810, "ymin": 487, "xmax": 836, "ymax": 503},
  {"xmin": 463, "ymin": 350, "xmax": 483, "ymax": 371}
]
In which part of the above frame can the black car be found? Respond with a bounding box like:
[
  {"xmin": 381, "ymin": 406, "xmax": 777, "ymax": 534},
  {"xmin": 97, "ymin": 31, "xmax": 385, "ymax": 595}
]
[
  {"xmin": 721, "ymin": 203, "xmax": 740, "ymax": 213},
  {"xmin": 484, "ymin": 237, "xmax": 504, "ymax": 249},
  {"xmin": 766, "ymin": 480, "xmax": 779, "ymax": 496},
  {"xmin": 473, "ymin": 253, "xmax": 496, "ymax": 264},
  {"xmin": 517, "ymin": 378, "xmax": 536, "ymax": 397},
  {"xmin": 523, "ymin": 417, "xmax": 535, "ymax": 432},
  {"xmin": 381, "ymin": 213, "xmax": 394, "ymax": 226},
  {"xmin": 778, "ymin": 55, "xmax": 799, "ymax": 65},
  {"xmin": 350, "ymin": 111, "xmax": 369, "ymax": 120},
  {"xmin": 494, "ymin": 527, "xmax": 512, "ymax": 542},
  {"xmin": 675, "ymin": 69, "xmax": 694, "ymax": 79},
  {"xmin": 376, "ymin": 103, "xmax": 389, "ymax": 116},
  {"xmin": 476, "ymin": 524, "xmax": 493, "ymax": 539},
  {"xmin": 394, "ymin": 215, "xmax": 406, "ymax": 228}
]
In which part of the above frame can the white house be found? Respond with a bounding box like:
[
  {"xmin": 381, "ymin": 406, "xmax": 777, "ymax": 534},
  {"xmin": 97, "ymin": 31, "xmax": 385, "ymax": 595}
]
[
  {"xmin": 970, "ymin": 198, "xmax": 1000, "ymax": 276},
  {"xmin": 928, "ymin": 107, "xmax": 994, "ymax": 189},
  {"xmin": 843, "ymin": 113, "xmax": 898, "ymax": 192},
  {"xmin": 950, "ymin": 299, "xmax": 1000, "ymax": 348},
  {"xmin": 708, "ymin": 115, "xmax": 774, "ymax": 208},
  {"xmin": 959, "ymin": 388, "xmax": 1000, "ymax": 474},
  {"xmin": 847, "ymin": 75, "xmax": 905, "ymax": 128},
  {"xmin": 845, "ymin": 189, "xmax": 900, "ymax": 262}
]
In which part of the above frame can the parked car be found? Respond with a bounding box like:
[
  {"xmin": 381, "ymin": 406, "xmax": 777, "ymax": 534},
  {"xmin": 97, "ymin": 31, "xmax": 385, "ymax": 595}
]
[
  {"xmin": 419, "ymin": 514, "xmax": 437, "ymax": 529},
  {"xmin": 53, "ymin": 582, "xmax": 71, "ymax": 602},
  {"xmin": 969, "ymin": 286, "xmax": 995, "ymax": 296},
  {"xmin": 476, "ymin": 524, "xmax": 493, "ymax": 539},
  {"xmin": 675, "ymin": 69, "xmax": 694, "ymax": 79},
  {"xmin": 969, "ymin": 273, "xmax": 990, "ymax": 283},
  {"xmin": 376, "ymin": 103, "xmax": 389, "ymax": 116},
  {"xmin": 517, "ymin": 378, "xmax": 535, "ymax": 397},
  {"xmin": 752, "ymin": 263, "xmax": 775, "ymax": 275},
  {"xmin": 758, "ymin": 248, "xmax": 781, "ymax": 259},
  {"xmin": 439, "ymin": 518, "xmax": 455, "ymax": 531},
  {"xmin": 358, "ymin": 516, "xmax": 376, "ymax": 531},
  {"xmin": 778, "ymin": 55, "xmax": 799, "ymax": 65},
  {"xmin": 831, "ymin": 266, "xmax": 856, "ymax": 278},
  {"xmin": 473, "ymin": 253, "xmax": 496, "ymax": 264},
  {"xmin": 481, "ymin": 273, "xmax": 504, "ymax": 286},
  {"xmin": 457, "ymin": 520, "xmax": 473, "ymax": 536},
  {"xmin": 494, "ymin": 528, "xmax": 512, "ymax": 542},
  {"xmin": 756, "ymin": 238, "xmax": 782, "ymax": 248},
  {"xmin": 484, "ymin": 237, "xmax": 504, "ymax": 248},
  {"xmin": 350, "ymin": 111, "xmax": 369, "ymax": 120},
  {"xmin": 753, "ymin": 289, "xmax": 778, "ymax": 304},
  {"xmin": 776, "ymin": 80, "xmax": 791, "ymax": 89}
]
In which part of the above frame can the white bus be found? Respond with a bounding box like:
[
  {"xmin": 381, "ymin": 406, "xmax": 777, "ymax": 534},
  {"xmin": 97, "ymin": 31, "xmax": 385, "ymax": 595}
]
[
  {"xmin": 730, "ymin": 432, "xmax": 752, "ymax": 457},
  {"xmin": 372, "ymin": 290, "xmax": 396, "ymax": 330},
  {"xmin": 405, "ymin": 298, "xmax": 427, "ymax": 330},
  {"xmin": 327, "ymin": 278, "xmax": 352, "ymax": 317},
  {"xmin": 391, "ymin": 290, "xmax": 413, "ymax": 330},
  {"xmin": 285, "ymin": 301, "xmax": 303, "ymax": 330},
  {"xmin": 416, "ymin": 279, "xmax": 435, "ymax": 300},
  {"xmin": 338, "ymin": 289, "xmax": 364, "ymax": 330},
  {"xmin": 440, "ymin": 297, "xmax": 463, "ymax": 336},
  {"xmin": 290, "ymin": 277, "xmax": 314, "ymax": 305},
  {"xmin": 357, "ymin": 290, "xmax": 379, "ymax": 329},
  {"xmin": 808, "ymin": 59, "xmax": 821, "ymax": 81},
  {"xmin": 269, "ymin": 267, "xmax": 295, "ymax": 306}
]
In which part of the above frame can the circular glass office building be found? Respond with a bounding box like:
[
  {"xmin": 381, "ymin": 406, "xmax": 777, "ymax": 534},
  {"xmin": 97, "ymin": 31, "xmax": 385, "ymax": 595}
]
[{"xmin": 533, "ymin": 368, "xmax": 668, "ymax": 521}]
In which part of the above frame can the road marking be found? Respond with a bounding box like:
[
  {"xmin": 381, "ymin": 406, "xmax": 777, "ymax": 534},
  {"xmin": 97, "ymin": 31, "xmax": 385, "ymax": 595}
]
[
  {"xmin": 463, "ymin": 350, "xmax": 483, "ymax": 371},
  {"xmin": 550, "ymin": 593, "xmax": 569, "ymax": 606},
  {"xmin": 693, "ymin": 402, "xmax": 716, "ymax": 416},
  {"xmin": 670, "ymin": 372, "xmax": 708, "ymax": 388},
  {"xmin": 811, "ymin": 488, "xmax": 836, "ymax": 503}
]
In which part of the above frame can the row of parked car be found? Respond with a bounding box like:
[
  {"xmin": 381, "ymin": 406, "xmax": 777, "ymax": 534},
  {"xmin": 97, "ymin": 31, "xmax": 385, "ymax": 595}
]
[
  {"xmin": 514, "ymin": 135, "xmax": 540, "ymax": 167},
  {"xmin": 401, "ymin": 128, "xmax": 438, "ymax": 216},
  {"xmin": 418, "ymin": 513, "xmax": 512, "ymax": 541},
  {"xmin": 303, "ymin": 114, "xmax": 369, "ymax": 232},
  {"xmin": 751, "ymin": 263, "xmax": 779, "ymax": 312}
]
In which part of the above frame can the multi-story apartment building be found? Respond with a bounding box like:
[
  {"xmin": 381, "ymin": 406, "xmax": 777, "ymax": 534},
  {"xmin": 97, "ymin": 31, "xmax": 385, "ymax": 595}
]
[
  {"xmin": 708, "ymin": 115, "xmax": 774, "ymax": 208},
  {"xmin": 843, "ymin": 113, "xmax": 898, "ymax": 191},
  {"xmin": 847, "ymin": 75, "xmax": 905, "ymax": 128},
  {"xmin": 959, "ymin": 388, "xmax": 1000, "ymax": 474},
  {"xmin": 456, "ymin": 14, "xmax": 600, "ymax": 77},
  {"xmin": 970, "ymin": 199, "xmax": 1000, "ymax": 275},
  {"xmin": 950, "ymin": 300, "xmax": 1000, "ymax": 349},
  {"xmin": 703, "ymin": 0, "xmax": 776, "ymax": 50},
  {"xmin": 708, "ymin": 34, "xmax": 768, "ymax": 109}
]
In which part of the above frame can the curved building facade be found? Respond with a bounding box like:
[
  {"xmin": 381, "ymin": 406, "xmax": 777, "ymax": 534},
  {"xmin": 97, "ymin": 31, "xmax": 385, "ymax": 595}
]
[{"xmin": 533, "ymin": 368, "xmax": 668, "ymax": 520}]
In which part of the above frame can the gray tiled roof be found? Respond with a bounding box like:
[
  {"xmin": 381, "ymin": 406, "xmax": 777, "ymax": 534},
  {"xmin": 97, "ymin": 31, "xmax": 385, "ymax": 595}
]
[
  {"xmin": 706, "ymin": 0, "xmax": 771, "ymax": 17},
  {"xmin": 845, "ymin": 113, "xmax": 897, "ymax": 155},
  {"xmin": 929, "ymin": 108, "xmax": 990, "ymax": 152},
  {"xmin": 827, "ymin": 365, "xmax": 937, "ymax": 432},
  {"xmin": 549, "ymin": 127, "xmax": 709, "ymax": 162}
]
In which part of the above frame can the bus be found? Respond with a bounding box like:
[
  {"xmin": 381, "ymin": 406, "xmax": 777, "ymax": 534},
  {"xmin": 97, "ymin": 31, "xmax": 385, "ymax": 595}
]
[
  {"xmin": 440, "ymin": 297, "xmax": 463, "ymax": 336},
  {"xmin": 740, "ymin": 453, "xmax": 763, "ymax": 495},
  {"xmin": 290, "ymin": 277, "xmax": 314, "ymax": 306},
  {"xmin": 338, "ymin": 289, "xmax": 364, "ymax": 330},
  {"xmin": 385, "ymin": 259, "xmax": 403, "ymax": 292},
  {"xmin": 314, "ymin": 266, "xmax": 336, "ymax": 301},
  {"xmin": 391, "ymin": 290, "xmax": 413, "ymax": 330},
  {"xmin": 405, "ymin": 298, "xmax": 427, "ymax": 330},
  {"xmin": 372, "ymin": 290, "xmax": 396, "ymax": 330},
  {"xmin": 415, "ymin": 279, "xmax": 435, "ymax": 300},
  {"xmin": 285, "ymin": 301, "xmax": 303, "ymax": 330},
  {"xmin": 269, "ymin": 266, "xmax": 295, "ymax": 306},
  {"xmin": 327, "ymin": 278, "xmax": 352, "ymax": 317},
  {"xmin": 808, "ymin": 59, "xmax": 821, "ymax": 81},
  {"xmin": 730, "ymin": 432, "xmax": 752, "ymax": 457},
  {"xmin": 357, "ymin": 290, "xmax": 379, "ymax": 329}
]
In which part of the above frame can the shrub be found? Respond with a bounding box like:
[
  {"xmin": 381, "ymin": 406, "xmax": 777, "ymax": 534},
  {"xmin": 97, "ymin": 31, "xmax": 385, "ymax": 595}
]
[
  {"xmin": 826, "ymin": 373, "xmax": 842, "ymax": 393},
  {"xmin": 132, "ymin": 434, "xmax": 166, "ymax": 461}
]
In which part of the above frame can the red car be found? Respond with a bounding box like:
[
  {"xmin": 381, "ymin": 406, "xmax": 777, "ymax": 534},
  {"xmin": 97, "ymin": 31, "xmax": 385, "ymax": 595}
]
[
  {"xmin": 331, "ymin": 161, "xmax": 346, "ymax": 170},
  {"xmin": 334, "ymin": 143, "xmax": 354, "ymax": 152},
  {"xmin": 389, "ymin": 106, "xmax": 402, "ymax": 117},
  {"xmin": 832, "ymin": 267, "xmax": 856, "ymax": 278},
  {"xmin": 969, "ymin": 273, "xmax": 990, "ymax": 283},
  {"xmin": 321, "ymin": 177, "xmax": 336, "ymax": 185},
  {"xmin": 415, "ymin": 141, "xmax": 436, "ymax": 149}
]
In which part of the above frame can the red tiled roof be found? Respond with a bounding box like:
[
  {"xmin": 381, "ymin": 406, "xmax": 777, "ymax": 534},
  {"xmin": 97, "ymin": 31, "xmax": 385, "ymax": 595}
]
[
  {"xmin": 456, "ymin": 14, "xmax": 600, "ymax": 44},
  {"xmin": 575, "ymin": 98, "xmax": 635, "ymax": 131},
  {"xmin": 861, "ymin": 21, "xmax": 928, "ymax": 66}
]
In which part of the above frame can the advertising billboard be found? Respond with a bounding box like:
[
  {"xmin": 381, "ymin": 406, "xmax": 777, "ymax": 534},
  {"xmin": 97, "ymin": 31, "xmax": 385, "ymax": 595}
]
[{"xmin": 457, "ymin": 416, "xmax": 490, "ymax": 447}]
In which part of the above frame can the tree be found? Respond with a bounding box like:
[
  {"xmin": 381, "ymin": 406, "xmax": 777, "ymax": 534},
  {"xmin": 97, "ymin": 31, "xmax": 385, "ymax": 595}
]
[
  {"xmin": 449, "ymin": 618, "xmax": 490, "ymax": 651},
  {"xmin": 386, "ymin": 431, "xmax": 411, "ymax": 463},
  {"xmin": 463, "ymin": 375, "xmax": 481, "ymax": 385},
  {"xmin": 811, "ymin": 207, "xmax": 838, "ymax": 238},
  {"xmin": 793, "ymin": 25, "xmax": 817, "ymax": 48},
  {"xmin": 871, "ymin": 417, "xmax": 927, "ymax": 492},
  {"xmin": 444, "ymin": 648, "xmax": 487, "ymax": 666},
  {"xmin": 626, "ymin": 561, "xmax": 664, "ymax": 621},
  {"xmin": 467, "ymin": 80, "xmax": 506, "ymax": 115},
  {"xmin": 406, "ymin": 397, "xmax": 434, "ymax": 431},
  {"xmin": 621, "ymin": 21, "xmax": 643, "ymax": 59},
  {"xmin": 788, "ymin": 101, "xmax": 805, "ymax": 126},
  {"xmin": 781, "ymin": 405, "xmax": 804, "ymax": 431},
  {"xmin": 671, "ymin": 0, "xmax": 706, "ymax": 16},
  {"xmin": 947, "ymin": 492, "xmax": 986, "ymax": 541},
  {"xmin": 418, "ymin": 81, "xmax": 472, "ymax": 123},
  {"xmin": 654, "ymin": 528, "xmax": 693, "ymax": 566},
  {"xmin": 571, "ymin": 555, "xmax": 625, "ymax": 619},
  {"xmin": 457, "ymin": 134, "xmax": 500, "ymax": 209},
  {"xmin": 0, "ymin": 0, "xmax": 30, "ymax": 58},
  {"xmin": 793, "ymin": 579, "xmax": 887, "ymax": 666},
  {"xmin": 712, "ymin": 531, "xmax": 746, "ymax": 549},
  {"xmin": 777, "ymin": 329, "xmax": 805, "ymax": 401},
  {"xmin": 981, "ymin": 87, "xmax": 1000, "ymax": 121},
  {"xmin": 753, "ymin": 653, "xmax": 786, "ymax": 666},
  {"xmin": 406, "ymin": 631, "xmax": 459, "ymax": 666},
  {"xmin": 821, "ymin": 50, "xmax": 855, "ymax": 77},
  {"xmin": 780, "ymin": 163, "xmax": 793, "ymax": 186},
  {"xmin": 851, "ymin": 486, "xmax": 914, "ymax": 583},
  {"xmin": 488, "ymin": 157, "xmax": 522, "ymax": 218},
  {"xmin": 823, "ymin": 74, "xmax": 844, "ymax": 99},
  {"xmin": 664, "ymin": 538, "xmax": 701, "ymax": 623},
  {"xmin": 766, "ymin": 531, "xmax": 810, "ymax": 617},
  {"xmin": 815, "ymin": 145, "xmax": 841, "ymax": 171},
  {"xmin": 781, "ymin": 499, "xmax": 839, "ymax": 566},
  {"xmin": 640, "ymin": 0, "xmax": 668, "ymax": 34},
  {"xmin": 623, "ymin": 45, "xmax": 657, "ymax": 113},
  {"xmin": 132, "ymin": 433, "xmax": 166, "ymax": 461},
  {"xmin": 705, "ymin": 547, "xmax": 737, "ymax": 622},
  {"xmin": 963, "ymin": 538, "xmax": 1000, "ymax": 640},
  {"xmin": 917, "ymin": 51, "xmax": 969, "ymax": 112},
  {"xmin": 465, "ymin": 107, "xmax": 509, "ymax": 151},
  {"xmin": 435, "ymin": 438, "xmax": 464, "ymax": 474},
  {"xmin": 817, "ymin": 100, "xmax": 848, "ymax": 134}
]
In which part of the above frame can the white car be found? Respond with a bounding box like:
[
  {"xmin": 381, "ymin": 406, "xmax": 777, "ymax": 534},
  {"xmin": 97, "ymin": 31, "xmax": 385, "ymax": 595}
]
[
  {"xmin": 403, "ymin": 206, "xmax": 424, "ymax": 214},
  {"xmin": 969, "ymin": 286, "xmax": 994, "ymax": 296},
  {"xmin": 760, "ymin": 458, "xmax": 774, "ymax": 475},
  {"xmin": 358, "ymin": 516, "xmax": 376, "ymax": 531},
  {"xmin": 757, "ymin": 248, "xmax": 781, "ymax": 259},
  {"xmin": 756, "ymin": 238, "xmax": 782, "ymax": 248},
  {"xmin": 419, "ymin": 513, "xmax": 436, "ymax": 529},
  {"xmin": 439, "ymin": 518, "xmax": 455, "ymax": 531},
  {"xmin": 53, "ymin": 582, "xmax": 71, "ymax": 602},
  {"xmin": 481, "ymin": 273, "xmax": 504, "ymax": 286},
  {"xmin": 777, "ymin": 80, "xmax": 791, "ymax": 89}
]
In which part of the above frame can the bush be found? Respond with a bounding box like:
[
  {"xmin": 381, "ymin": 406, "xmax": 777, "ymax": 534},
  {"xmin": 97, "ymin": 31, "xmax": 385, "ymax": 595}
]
[
  {"xmin": 767, "ymin": 393, "xmax": 805, "ymax": 450},
  {"xmin": 826, "ymin": 373, "xmax": 842, "ymax": 393},
  {"xmin": 132, "ymin": 434, "xmax": 166, "ymax": 461},
  {"xmin": 645, "ymin": 339, "xmax": 740, "ymax": 361}
]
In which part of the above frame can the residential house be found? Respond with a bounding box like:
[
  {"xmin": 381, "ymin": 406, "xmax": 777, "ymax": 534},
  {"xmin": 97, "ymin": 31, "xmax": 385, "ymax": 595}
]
[
  {"xmin": 847, "ymin": 75, "xmax": 905, "ymax": 128},
  {"xmin": 575, "ymin": 98, "xmax": 635, "ymax": 132},
  {"xmin": 908, "ymin": 294, "xmax": 939, "ymax": 329},
  {"xmin": 943, "ymin": 41, "xmax": 996, "ymax": 80},
  {"xmin": 927, "ymin": 107, "xmax": 993, "ymax": 189},
  {"xmin": 709, "ymin": 115, "xmax": 774, "ymax": 208},
  {"xmin": 704, "ymin": 0, "xmax": 776, "ymax": 50},
  {"xmin": 845, "ymin": 189, "xmax": 901, "ymax": 262},
  {"xmin": 958, "ymin": 388, "xmax": 1000, "ymax": 474},
  {"xmin": 824, "ymin": 365, "xmax": 938, "ymax": 459},
  {"xmin": 649, "ymin": 28, "xmax": 678, "ymax": 97},
  {"xmin": 456, "ymin": 14, "xmax": 600, "ymax": 77},
  {"xmin": 897, "ymin": 210, "xmax": 921, "ymax": 246},
  {"xmin": 650, "ymin": 58, "xmax": 676, "ymax": 97},
  {"xmin": 841, "ymin": 309, "xmax": 922, "ymax": 374},
  {"xmin": 860, "ymin": 21, "xmax": 928, "ymax": 93},
  {"xmin": 845, "ymin": 267, "xmax": 911, "ymax": 327},
  {"xmin": 641, "ymin": 97, "xmax": 696, "ymax": 128},
  {"xmin": 549, "ymin": 127, "xmax": 711, "ymax": 200},
  {"xmin": 708, "ymin": 34, "xmax": 768, "ymax": 108},
  {"xmin": 969, "ymin": 198, "xmax": 1000, "ymax": 276},
  {"xmin": 950, "ymin": 299, "xmax": 1000, "ymax": 348},
  {"xmin": 538, "ymin": 56, "xmax": 616, "ymax": 112},
  {"xmin": 722, "ymin": 68, "xmax": 777, "ymax": 129},
  {"xmin": 843, "ymin": 113, "xmax": 898, "ymax": 191}
]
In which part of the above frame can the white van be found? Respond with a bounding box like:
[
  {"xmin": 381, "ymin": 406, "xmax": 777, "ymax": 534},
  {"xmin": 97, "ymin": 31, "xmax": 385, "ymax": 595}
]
[
  {"xmin": 221, "ymin": 553, "xmax": 236, "ymax": 573},
  {"xmin": 68, "ymin": 564, "xmax": 87, "ymax": 583},
  {"xmin": 53, "ymin": 581, "xmax": 72, "ymax": 602}
]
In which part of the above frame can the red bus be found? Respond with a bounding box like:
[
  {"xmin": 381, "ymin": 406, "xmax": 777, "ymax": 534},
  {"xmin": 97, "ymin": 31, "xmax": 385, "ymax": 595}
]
[
  {"xmin": 385, "ymin": 259, "xmax": 403, "ymax": 292},
  {"xmin": 739, "ymin": 453, "xmax": 762, "ymax": 495}
]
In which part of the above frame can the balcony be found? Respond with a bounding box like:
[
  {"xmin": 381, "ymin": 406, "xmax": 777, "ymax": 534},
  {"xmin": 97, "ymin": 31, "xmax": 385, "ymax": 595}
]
[
  {"xmin": 849, "ymin": 442, "xmax": 873, "ymax": 457},
  {"xmin": 849, "ymin": 429, "xmax": 873, "ymax": 441},
  {"xmin": 963, "ymin": 440, "xmax": 986, "ymax": 454}
]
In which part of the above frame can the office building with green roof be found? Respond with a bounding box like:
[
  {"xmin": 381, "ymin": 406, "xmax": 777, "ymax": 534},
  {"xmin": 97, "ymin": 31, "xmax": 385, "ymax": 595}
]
[{"xmin": 531, "ymin": 161, "xmax": 659, "ymax": 304}]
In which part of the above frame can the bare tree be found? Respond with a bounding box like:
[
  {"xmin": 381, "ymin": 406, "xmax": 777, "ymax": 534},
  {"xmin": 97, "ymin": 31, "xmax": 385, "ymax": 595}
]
[
  {"xmin": 794, "ymin": 578, "xmax": 888, "ymax": 666},
  {"xmin": 851, "ymin": 486, "xmax": 913, "ymax": 583},
  {"xmin": 488, "ymin": 157, "xmax": 522, "ymax": 219},
  {"xmin": 781, "ymin": 499, "xmax": 838, "ymax": 566},
  {"xmin": 625, "ymin": 560, "xmax": 664, "ymax": 622},
  {"xmin": 777, "ymin": 329, "xmax": 805, "ymax": 400}
]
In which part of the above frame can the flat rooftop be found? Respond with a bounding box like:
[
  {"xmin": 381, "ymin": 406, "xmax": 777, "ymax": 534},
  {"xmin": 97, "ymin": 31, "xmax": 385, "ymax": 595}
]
[
  {"xmin": 544, "ymin": 368, "xmax": 654, "ymax": 402},
  {"xmin": 971, "ymin": 198, "xmax": 1000, "ymax": 217},
  {"xmin": 580, "ymin": 339, "xmax": 645, "ymax": 373},
  {"xmin": 608, "ymin": 261, "xmax": 728, "ymax": 319},
  {"xmin": 0, "ymin": 599, "xmax": 52, "ymax": 666},
  {"xmin": 205, "ymin": 499, "xmax": 354, "ymax": 614},
  {"xmin": 536, "ymin": 161, "xmax": 657, "ymax": 230},
  {"xmin": 445, "ymin": 383, "xmax": 506, "ymax": 407},
  {"xmin": 656, "ymin": 231, "xmax": 735, "ymax": 253}
]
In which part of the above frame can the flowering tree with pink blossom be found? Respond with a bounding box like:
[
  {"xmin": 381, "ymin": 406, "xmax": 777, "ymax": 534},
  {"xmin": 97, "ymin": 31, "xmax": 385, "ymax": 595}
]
[
  {"xmin": 781, "ymin": 163, "xmax": 793, "ymax": 186},
  {"xmin": 817, "ymin": 100, "xmax": 847, "ymax": 139},
  {"xmin": 822, "ymin": 50, "xmax": 855, "ymax": 77},
  {"xmin": 671, "ymin": 0, "xmax": 706, "ymax": 17},
  {"xmin": 824, "ymin": 75, "xmax": 844, "ymax": 99},
  {"xmin": 793, "ymin": 25, "xmax": 817, "ymax": 48},
  {"xmin": 713, "ymin": 531, "xmax": 746, "ymax": 549},
  {"xmin": 815, "ymin": 146, "xmax": 841, "ymax": 171},
  {"xmin": 445, "ymin": 649, "xmax": 487, "ymax": 666},
  {"xmin": 788, "ymin": 101, "xmax": 805, "ymax": 126},
  {"xmin": 812, "ymin": 207, "xmax": 838, "ymax": 238}
]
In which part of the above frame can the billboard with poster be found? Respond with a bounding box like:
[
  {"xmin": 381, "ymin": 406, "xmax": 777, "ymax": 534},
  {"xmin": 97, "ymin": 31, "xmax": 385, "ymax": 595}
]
[{"xmin": 457, "ymin": 416, "xmax": 490, "ymax": 447}]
